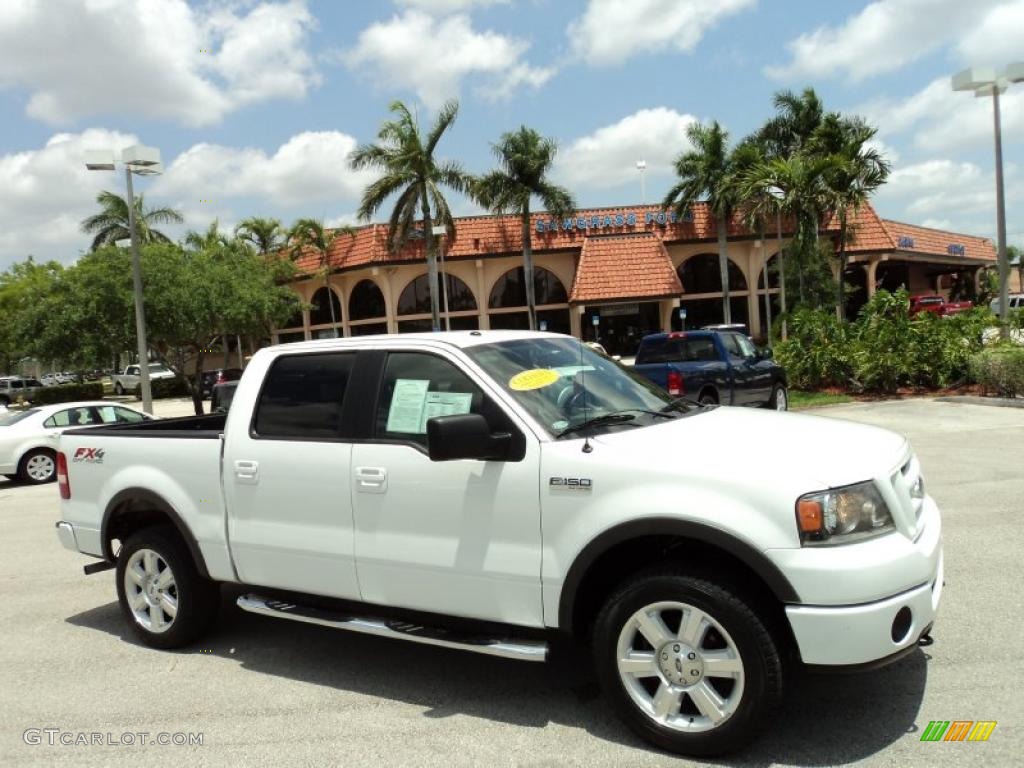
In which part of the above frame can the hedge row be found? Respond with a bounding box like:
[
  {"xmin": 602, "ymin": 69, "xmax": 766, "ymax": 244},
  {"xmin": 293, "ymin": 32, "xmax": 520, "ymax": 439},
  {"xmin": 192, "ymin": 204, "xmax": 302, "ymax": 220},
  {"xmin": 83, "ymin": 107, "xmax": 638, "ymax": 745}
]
[
  {"xmin": 134, "ymin": 377, "xmax": 191, "ymax": 399},
  {"xmin": 970, "ymin": 346, "xmax": 1024, "ymax": 398},
  {"xmin": 31, "ymin": 382, "xmax": 105, "ymax": 405},
  {"xmin": 775, "ymin": 290, "xmax": 996, "ymax": 393}
]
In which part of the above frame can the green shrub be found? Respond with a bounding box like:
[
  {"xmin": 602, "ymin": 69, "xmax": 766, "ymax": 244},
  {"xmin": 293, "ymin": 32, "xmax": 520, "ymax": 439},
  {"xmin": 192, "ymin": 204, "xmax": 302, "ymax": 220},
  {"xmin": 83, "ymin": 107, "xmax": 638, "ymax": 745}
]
[
  {"xmin": 31, "ymin": 382, "xmax": 105, "ymax": 405},
  {"xmin": 134, "ymin": 377, "xmax": 190, "ymax": 399},
  {"xmin": 970, "ymin": 346, "xmax": 1024, "ymax": 397},
  {"xmin": 775, "ymin": 308, "xmax": 853, "ymax": 389}
]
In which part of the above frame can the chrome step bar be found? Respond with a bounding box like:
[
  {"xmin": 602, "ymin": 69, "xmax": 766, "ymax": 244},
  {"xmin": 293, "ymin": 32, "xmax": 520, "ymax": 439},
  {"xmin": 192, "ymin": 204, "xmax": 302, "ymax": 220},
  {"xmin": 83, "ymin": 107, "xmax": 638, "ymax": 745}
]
[{"xmin": 236, "ymin": 594, "xmax": 548, "ymax": 662}]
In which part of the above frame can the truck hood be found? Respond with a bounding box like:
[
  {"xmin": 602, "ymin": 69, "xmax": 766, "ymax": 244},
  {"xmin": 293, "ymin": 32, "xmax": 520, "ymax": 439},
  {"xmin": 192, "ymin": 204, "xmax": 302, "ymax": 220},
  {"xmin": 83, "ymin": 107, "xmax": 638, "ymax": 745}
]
[{"xmin": 588, "ymin": 405, "xmax": 908, "ymax": 490}]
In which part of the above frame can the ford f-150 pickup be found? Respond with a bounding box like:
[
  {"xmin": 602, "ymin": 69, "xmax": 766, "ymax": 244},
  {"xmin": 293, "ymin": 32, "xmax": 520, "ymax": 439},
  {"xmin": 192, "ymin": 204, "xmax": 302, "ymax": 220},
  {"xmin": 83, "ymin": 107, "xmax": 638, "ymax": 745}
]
[{"xmin": 55, "ymin": 331, "xmax": 942, "ymax": 756}]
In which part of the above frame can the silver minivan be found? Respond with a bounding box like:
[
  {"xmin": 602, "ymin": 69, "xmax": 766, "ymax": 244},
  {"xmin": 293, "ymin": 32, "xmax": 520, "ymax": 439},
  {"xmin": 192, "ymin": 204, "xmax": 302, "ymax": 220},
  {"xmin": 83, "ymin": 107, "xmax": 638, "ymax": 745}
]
[
  {"xmin": 0, "ymin": 377, "xmax": 42, "ymax": 406},
  {"xmin": 990, "ymin": 293, "xmax": 1024, "ymax": 313}
]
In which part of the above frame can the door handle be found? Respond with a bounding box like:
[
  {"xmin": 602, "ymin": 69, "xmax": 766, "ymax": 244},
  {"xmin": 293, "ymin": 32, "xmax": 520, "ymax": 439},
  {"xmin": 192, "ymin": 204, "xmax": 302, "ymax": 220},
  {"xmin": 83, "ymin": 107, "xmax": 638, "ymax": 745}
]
[
  {"xmin": 355, "ymin": 466, "xmax": 387, "ymax": 494},
  {"xmin": 234, "ymin": 459, "xmax": 259, "ymax": 484}
]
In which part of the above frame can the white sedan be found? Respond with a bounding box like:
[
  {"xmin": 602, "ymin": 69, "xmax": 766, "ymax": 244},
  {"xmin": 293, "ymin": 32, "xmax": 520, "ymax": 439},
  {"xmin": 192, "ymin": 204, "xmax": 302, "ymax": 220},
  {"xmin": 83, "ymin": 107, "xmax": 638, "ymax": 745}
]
[{"xmin": 0, "ymin": 401, "xmax": 152, "ymax": 484}]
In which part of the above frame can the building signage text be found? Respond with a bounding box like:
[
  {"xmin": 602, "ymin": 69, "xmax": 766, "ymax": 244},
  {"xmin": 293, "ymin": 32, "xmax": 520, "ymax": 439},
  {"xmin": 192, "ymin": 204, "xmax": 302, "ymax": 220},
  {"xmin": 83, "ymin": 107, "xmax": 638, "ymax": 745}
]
[
  {"xmin": 947, "ymin": 243, "xmax": 965, "ymax": 256},
  {"xmin": 536, "ymin": 209, "xmax": 693, "ymax": 234},
  {"xmin": 897, "ymin": 236, "xmax": 915, "ymax": 248}
]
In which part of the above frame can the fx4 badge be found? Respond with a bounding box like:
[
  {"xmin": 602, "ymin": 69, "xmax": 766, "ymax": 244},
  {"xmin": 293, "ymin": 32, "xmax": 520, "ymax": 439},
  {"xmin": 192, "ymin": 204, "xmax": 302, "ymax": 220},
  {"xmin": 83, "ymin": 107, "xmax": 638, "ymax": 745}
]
[
  {"xmin": 72, "ymin": 447, "xmax": 105, "ymax": 464},
  {"xmin": 550, "ymin": 477, "xmax": 592, "ymax": 491}
]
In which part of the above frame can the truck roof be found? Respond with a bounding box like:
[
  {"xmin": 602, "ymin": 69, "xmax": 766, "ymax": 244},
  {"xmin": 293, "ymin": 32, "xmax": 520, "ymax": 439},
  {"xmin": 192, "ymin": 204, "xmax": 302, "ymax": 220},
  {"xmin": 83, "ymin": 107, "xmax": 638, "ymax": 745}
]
[{"xmin": 269, "ymin": 330, "xmax": 566, "ymax": 353}]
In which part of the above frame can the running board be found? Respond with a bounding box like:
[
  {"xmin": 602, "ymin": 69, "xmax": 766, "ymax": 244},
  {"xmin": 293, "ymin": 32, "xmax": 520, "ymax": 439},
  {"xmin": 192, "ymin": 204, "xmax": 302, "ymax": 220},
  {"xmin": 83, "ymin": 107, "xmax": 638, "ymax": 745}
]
[{"xmin": 236, "ymin": 594, "xmax": 548, "ymax": 662}]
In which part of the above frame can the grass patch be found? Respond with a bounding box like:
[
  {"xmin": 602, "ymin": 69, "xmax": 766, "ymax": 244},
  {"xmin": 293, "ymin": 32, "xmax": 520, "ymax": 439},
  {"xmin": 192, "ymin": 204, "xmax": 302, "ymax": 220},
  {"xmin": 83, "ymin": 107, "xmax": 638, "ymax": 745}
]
[{"xmin": 789, "ymin": 390, "xmax": 855, "ymax": 410}]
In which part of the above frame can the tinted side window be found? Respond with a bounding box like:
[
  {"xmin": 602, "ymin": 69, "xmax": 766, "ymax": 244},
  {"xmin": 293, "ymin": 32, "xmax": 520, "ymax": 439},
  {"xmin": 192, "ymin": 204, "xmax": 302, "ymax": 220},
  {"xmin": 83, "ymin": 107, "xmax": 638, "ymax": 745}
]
[
  {"xmin": 374, "ymin": 352, "xmax": 500, "ymax": 448},
  {"xmin": 254, "ymin": 353, "xmax": 354, "ymax": 439},
  {"xmin": 681, "ymin": 338, "xmax": 718, "ymax": 361},
  {"xmin": 721, "ymin": 334, "xmax": 743, "ymax": 358},
  {"xmin": 636, "ymin": 339, "xmax": 670, "ymax": 364}
]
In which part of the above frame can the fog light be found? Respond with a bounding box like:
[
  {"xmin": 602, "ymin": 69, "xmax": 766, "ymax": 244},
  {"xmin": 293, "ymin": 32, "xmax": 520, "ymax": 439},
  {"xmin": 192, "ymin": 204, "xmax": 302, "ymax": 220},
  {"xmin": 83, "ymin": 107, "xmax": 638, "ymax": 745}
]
[{"xmin": 891, "ymin": 606, "xmax": 913, "ymax": 643}]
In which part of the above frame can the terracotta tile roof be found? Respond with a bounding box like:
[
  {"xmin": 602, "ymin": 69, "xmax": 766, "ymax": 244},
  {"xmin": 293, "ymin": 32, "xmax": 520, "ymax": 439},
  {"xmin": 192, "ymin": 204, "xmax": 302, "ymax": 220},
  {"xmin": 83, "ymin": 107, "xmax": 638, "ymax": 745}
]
[
  {"xmin": 880, "ymin": 219, "xmax": 996, "ymax": 262},
  {"xmin": 569, "ymin": 233, "xmax": 683, "ymax": 304},
  {"xmin": 829, "ymin": 204, "xmax": 896, "ymax": 253}
]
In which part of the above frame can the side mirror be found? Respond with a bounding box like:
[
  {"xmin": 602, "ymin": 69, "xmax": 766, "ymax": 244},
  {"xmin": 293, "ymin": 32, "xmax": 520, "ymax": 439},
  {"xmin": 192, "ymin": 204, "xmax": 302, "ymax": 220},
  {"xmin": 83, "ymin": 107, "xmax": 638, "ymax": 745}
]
[
  {"xmin": 427, "ymin": 413, "xmax": 510, "ymax": 462},
  {"xmin": 760, "ymin": 347, "xmax": 774, "ymax": 359}
]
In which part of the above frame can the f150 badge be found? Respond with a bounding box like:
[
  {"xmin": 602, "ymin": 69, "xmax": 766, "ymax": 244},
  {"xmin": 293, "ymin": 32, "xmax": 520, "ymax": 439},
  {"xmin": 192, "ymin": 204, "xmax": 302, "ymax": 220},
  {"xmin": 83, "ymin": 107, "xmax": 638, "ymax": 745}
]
[
  {"xmin": 72, "ymin": 447, "xmax": 105, "ymax": 464},
  {"xmin": 550, "ymin": 477, "xmax": 592, "ymax": 490}
]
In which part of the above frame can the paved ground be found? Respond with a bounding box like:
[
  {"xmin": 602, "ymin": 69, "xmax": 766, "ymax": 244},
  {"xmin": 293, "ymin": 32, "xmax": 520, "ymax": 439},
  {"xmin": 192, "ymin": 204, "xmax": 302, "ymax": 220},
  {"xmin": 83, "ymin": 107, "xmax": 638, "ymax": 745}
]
[{"xmin": 0, "ymin": 398, "xmax": 1020, "ymax": 766}]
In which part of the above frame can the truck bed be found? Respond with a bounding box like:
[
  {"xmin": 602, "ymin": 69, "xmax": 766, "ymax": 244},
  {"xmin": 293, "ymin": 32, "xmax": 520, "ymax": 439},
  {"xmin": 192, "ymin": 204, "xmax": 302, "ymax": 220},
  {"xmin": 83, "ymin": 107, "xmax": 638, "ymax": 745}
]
[{"xmin": 64, "ymin": 412, "xmax": 226, "ymax": 438}]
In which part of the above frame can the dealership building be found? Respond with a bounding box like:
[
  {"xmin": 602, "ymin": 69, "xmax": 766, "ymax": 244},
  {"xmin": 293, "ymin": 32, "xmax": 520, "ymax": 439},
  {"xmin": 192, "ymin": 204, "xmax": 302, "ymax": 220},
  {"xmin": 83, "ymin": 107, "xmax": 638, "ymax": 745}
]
[{"xmin": 276, "ymin": 201, "xmax": 997, "ymax": 356}]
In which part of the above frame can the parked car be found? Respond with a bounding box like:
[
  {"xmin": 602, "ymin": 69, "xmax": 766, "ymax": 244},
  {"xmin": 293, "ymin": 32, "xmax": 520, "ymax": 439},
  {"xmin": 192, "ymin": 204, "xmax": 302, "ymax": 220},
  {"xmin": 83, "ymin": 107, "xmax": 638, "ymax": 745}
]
[
  {"xmin": 210, "ymin": 380, "xmax": 239, "ymax": 413},
  {"xmin": 56, "ymin": 331, "xmax": 942, "ymax": 756},
  {"xmin": 200, "ymin": 367, "xmax": 243, "ymax": 398},
  {"xmin": 908, "ymin": 294, "xmax": 973, "ymax": 317},
  {"xmin": 1, "ymin": 401, "xmax": 151, "ymax": 483},
  {"xmin": 110, "ymin": 364, "xmax": 176, "ymax": 395},
  {"xmin": 633, "ymin": 330, "xmax": 788, "ymax": 409},
  {"xmin": 40, "ymin": 373, "xmax": 62, "ymax": 387},
  {"xmin": 0, "ymin": 376, "xmax": 43, "ymax": 406},
  {"xmin": 989, "ymin": 293, "xmax": 1024, "ymax": 314}
]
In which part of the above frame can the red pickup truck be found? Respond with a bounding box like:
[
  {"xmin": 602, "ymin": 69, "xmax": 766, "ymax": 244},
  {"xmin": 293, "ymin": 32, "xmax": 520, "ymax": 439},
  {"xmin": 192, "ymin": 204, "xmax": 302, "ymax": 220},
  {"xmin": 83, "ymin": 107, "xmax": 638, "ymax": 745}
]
[{"xmin": 909, "ymin": 294, "xmax": 973, "ymax": 317}]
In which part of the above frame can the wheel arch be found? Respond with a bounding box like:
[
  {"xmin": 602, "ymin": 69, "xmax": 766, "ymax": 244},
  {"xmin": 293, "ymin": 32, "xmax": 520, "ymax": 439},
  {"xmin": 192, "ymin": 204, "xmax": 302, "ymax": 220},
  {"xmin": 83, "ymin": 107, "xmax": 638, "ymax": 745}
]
[
  {"xmin": 101, "ymin": 488, "xmax": 211, "ymax": 579},
  {"xmin": 558, "ymin": 518, "xmax": 800, "ymax": 637}
]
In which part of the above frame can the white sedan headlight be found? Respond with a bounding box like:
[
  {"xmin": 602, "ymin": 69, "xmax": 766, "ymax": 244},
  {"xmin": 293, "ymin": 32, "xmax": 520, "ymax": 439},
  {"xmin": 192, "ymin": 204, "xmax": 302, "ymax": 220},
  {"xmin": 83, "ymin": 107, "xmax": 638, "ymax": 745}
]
[{"xmin": 795, "ymin": 480, "xmax": 894, "ymax": 546}]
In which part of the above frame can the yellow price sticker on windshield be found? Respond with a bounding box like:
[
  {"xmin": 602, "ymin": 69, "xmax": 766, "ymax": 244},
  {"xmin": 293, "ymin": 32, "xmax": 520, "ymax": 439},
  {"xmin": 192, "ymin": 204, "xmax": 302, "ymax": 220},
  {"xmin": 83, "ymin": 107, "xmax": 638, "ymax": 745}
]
[{"xmin": 509, "ymin": 368, "xmax": 560, "ymax": 391}]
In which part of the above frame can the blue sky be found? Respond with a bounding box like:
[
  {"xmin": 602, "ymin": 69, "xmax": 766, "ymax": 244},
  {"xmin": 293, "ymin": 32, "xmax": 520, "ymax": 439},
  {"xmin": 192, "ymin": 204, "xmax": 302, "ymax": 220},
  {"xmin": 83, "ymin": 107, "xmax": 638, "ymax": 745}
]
[{"xmin": 1, "ymin": 0, "xmax": 1022, "ymax": 269}]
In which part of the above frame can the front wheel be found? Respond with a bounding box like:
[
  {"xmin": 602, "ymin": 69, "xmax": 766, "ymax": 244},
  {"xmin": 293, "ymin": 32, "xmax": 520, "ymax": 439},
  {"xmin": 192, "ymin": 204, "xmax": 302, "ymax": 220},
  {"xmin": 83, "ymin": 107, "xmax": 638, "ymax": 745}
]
[
  {"xmin": 115, "ymin": 526, "xmax": 219, "ymax": 649},
  {"xmin": 113, "ymin": 382, "xmax": 124, "ymax": 395},
  {"xmin": 592, "ymin": 570, "xmax": 782, "ymax": 757},
  {"xmin": 766, "ymin": 384, "xmax": 788, "ymax": 411}
]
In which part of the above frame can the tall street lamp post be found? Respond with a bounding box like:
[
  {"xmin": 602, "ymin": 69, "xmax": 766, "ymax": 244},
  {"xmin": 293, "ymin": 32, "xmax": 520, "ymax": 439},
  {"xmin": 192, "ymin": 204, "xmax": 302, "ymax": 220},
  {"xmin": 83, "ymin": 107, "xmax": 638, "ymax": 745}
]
[
  {"xmin": 953, "ymin": 63, "xmax": 1024, "ymax": 338},
  {"xmin": 85, "ymin": 144, "xmax": 163, "ymax": 414},
  {"xmin": 767, "ymin": 186, "xmax": 788, "ymax": 341},
  {"xmin": 636, "ymin": 160, "xmax": 647, "ymax": 205},
  {"xmin": 432, "ymin": 225, "xmax": 450, "ymax": 331}
]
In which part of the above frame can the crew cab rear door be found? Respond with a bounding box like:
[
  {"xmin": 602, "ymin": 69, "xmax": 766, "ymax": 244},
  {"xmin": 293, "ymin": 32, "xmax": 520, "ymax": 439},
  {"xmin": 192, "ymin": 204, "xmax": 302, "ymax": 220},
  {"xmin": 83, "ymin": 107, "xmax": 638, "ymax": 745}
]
[
  {"xmin": 349, "ymin": 347, "xmax": 544, "ymax": 627},
  {"xmin": 223, "ymin": 350, "xmax": 361, "ymax": 599}
]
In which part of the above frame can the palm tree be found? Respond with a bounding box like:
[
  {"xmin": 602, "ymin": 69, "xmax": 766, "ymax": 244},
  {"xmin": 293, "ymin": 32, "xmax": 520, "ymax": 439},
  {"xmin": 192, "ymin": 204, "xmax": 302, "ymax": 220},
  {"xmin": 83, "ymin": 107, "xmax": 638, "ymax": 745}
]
[
  {"xmin": 81, "ymin": 190, "xmax": 183, "ymax": 251},
  {"xmin": 812, "ymin": 115, "xmax": 890, "ymax": 319},
  {"xmin": 350, "ymin": 99, "xmax": 472, "ymax": 331},
  {"xmin": 663, "ymin": 121, "xmax": 745, "ymax": 323},
  {"xmin": 473, "ymin": 126, "xmax": 575, "ymax": 330},
  {"xmin": 759, "ymin": 87, "xmax": 825, "ymax": 159},
  {"xmin": 235, "ymin": 216, "xmax": 286, "ymax": 257},
  {"xmin": 288, "ymin": 218, "xmax": 355, "ymax": 337},
  {"xmin": 183, "ymin": 219, "xmax": 232, "ymax": 252}
]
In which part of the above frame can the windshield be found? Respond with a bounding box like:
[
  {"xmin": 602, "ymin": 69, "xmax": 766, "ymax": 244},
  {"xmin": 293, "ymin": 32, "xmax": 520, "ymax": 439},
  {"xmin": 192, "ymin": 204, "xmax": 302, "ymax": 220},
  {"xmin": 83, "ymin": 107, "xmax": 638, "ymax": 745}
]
[
  {"xmin": 0, "ymin": 408, "xmax": 39, "ymax": 427},
  {"xmin": 148, "ymin": 364, "xmax": 170, "ymax": 373},
  {"xmin": 466, "ymin": 337, "xmax": 688, "ymax": 437}
]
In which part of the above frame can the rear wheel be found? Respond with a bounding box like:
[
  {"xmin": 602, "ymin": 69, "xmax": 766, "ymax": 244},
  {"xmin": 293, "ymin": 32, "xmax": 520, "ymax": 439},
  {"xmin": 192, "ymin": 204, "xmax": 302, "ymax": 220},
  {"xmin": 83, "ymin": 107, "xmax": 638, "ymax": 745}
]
[
  {"xmin": 592, "ymin": 569, "xmax": 782, "ymax": 757},
  {"xmin": 115, "ymin": 526, "xmax": 219, "ymax": 649},
  {"xmin": 113, "ymin": 382, "xmax": 124, "ymax": 395},
  {"xmin": 698, "ymin": 391, "xmax": 718, "ymax": 406},
  {"xmin": 19, "ymin": 449, "xmax": 57, "ymax": 484}
]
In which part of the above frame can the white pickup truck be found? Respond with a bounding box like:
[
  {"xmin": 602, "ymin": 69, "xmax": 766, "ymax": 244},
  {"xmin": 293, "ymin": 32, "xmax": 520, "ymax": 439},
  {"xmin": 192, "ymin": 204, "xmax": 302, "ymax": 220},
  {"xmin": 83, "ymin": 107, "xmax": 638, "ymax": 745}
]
[
  {"xmin": 55, "ymin": 332, "xmax": 943, "ymax": 756},
  {"xmin": 109, "ymin": 363, "xmax": 176, "ymax": 396}
]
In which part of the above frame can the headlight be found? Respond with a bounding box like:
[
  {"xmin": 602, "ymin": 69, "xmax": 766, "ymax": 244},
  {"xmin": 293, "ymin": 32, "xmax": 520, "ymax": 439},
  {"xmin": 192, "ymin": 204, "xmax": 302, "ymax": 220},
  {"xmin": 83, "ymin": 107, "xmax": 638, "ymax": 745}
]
[{"xmin": 795, "ymin": 480, "xmax": 894, "ymax": 545}]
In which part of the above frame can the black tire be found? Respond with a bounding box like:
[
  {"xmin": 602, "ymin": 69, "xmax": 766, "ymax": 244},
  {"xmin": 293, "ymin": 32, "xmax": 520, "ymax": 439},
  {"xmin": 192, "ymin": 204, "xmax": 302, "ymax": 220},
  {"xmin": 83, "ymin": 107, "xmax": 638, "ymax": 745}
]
[
  {"xmin": 113, "ymin": 382, "xmax": 124, "ymax": 395},
  {"xmin": 592, "ymin": 569, "xmax": 782, "ymax": 757},
  {"xmin": 698, "ymin": 391, "xmax": 718, "ymax": 406},
  {"xmin": 765, "ymin": 384, "xmax": 788, "ymax": 411},
  {"xmin": 18, "ymin": 448, "xmax": 57, "ymax": 484},
  {"xmin": 115, "ymin": 526, "xmax": 219, "ymax": 649}
]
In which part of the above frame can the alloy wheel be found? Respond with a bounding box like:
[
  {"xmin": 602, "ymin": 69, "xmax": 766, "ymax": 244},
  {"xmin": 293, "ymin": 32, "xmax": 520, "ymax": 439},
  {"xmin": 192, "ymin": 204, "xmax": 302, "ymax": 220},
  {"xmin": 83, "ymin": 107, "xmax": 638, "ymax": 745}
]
[{"xmin": 123, "ymin": 549, "xmax": 178, "ymax": 634}]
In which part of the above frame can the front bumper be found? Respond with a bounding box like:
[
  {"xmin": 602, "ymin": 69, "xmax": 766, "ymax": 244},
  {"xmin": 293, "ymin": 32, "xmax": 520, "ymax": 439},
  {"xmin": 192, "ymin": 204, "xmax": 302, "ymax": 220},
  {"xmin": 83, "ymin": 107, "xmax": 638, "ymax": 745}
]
[{"xmin": 787, "ymin": 548, "xmax": 943, "ymax": 666}]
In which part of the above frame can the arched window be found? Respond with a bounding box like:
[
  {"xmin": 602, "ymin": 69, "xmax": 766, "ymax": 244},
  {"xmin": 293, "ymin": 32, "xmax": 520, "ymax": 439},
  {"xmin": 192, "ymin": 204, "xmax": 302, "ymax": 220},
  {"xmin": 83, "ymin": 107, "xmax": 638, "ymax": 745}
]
[
  {"xmin": 349, "ymin": 279, "xmax": 386, "ymax": 321},
  {"xmin": 756, "ymin": 253, "xmax": 782, "ymax": 289},
  {"xmin": 397, "ymin": 273, "xmax": 477, "ymax": 315},
  {"xmin": 488, "ymin": 266, "xmax": 568, "ymax": 308},
  {"xmin": 677, "ymin": 253, "xmax": 747, "ymax": 294},
  {"xmin": 309, "ymin": 286, "xmax": 341, "ymax": 326}
]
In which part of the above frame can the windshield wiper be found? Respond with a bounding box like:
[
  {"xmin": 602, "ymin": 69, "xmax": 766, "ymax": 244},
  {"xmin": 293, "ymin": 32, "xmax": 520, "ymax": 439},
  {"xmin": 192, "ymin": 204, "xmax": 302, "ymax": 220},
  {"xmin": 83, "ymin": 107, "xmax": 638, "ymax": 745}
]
[
  {"xmin": 556, "ymin": 412, "xmax": 641, "ymax": 438},
  {"xmin": 659, "ymin": 397, "xmax": 704, "ymax": 413}
]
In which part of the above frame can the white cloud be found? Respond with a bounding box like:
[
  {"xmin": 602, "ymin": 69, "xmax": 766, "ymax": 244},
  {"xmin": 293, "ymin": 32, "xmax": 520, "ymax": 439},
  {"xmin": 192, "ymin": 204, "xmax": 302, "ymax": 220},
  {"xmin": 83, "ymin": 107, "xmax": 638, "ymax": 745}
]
[
  {"xmin": 154, "ymin": 132, "xmax": 375, "ymax": 208},
  {"xmin": 957, "ymin": 1, "xmax": 1024, "ymax": 67},
  {"xmin": 570, "ymin": 0, "xmax": 756, "ymax": 66},
  {"xmin": 0, "ymin": 128, "xmax": 140, "ymax": 265},
  {"xmin": 554, "ymin": 108, "xmax": 697, "ymax": 191},
  {"xmin": 766, "ymin": 0, "xmax": 1006, "ymax": 82},
  {"xmin": 395, "ymin": 0, "xmax": 508, "ymax": 11},
  {"xmin": 345, "ymin": 11, "xmax": 552, "ymax": 108},
  {"xmin": 859, "ymin": 77, "xmax": 1024, "ymax": 153},
  {"xmin": 0, "ymin": 0, "xmax": 319, "ymax": 127}
]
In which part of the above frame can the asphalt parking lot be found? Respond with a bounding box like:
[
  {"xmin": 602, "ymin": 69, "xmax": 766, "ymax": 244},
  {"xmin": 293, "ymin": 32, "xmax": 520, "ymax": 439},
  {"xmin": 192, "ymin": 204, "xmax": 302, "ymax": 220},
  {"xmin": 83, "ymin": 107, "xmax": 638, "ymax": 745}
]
[{"xmin": 0, "ymin": 398, "xmax": 1020, "ymax": 767}]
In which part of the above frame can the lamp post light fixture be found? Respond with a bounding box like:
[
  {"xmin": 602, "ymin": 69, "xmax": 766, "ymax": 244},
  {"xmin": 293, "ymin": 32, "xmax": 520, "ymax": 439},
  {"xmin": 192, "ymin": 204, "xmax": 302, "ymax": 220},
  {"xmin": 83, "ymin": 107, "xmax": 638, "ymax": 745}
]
[
  {"xmin": 85, "ymin": 144, "xmax": 163, "ymax": 414},
  {"xmin": 431, "ymin": 225, "xmax": 450, "ymax": 331},
  {"xmin": 767, "ymin": 185, "xmax": 788, "ymax": 341},
  {"xmin": 636, "ymin": 160, "xmax": 647, "ymax": 205},
  {"xmin": 952, "ymin": 63, "xmax": 1024, "ymax": 337}
]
